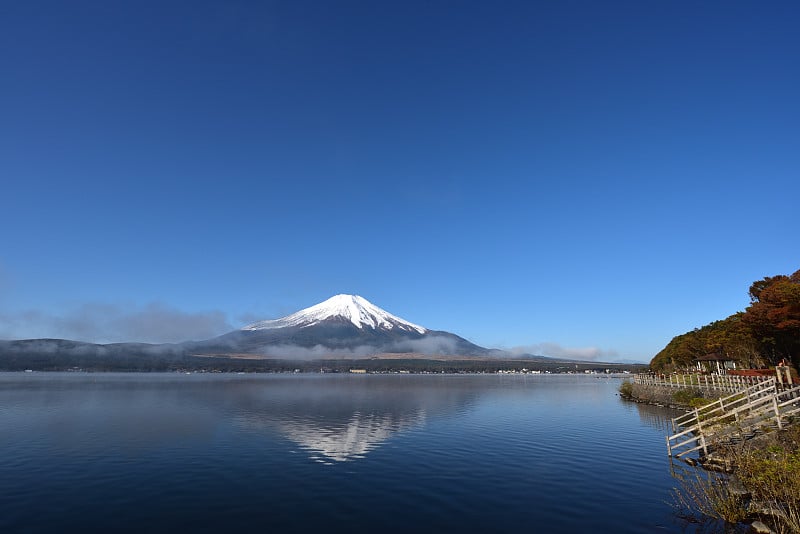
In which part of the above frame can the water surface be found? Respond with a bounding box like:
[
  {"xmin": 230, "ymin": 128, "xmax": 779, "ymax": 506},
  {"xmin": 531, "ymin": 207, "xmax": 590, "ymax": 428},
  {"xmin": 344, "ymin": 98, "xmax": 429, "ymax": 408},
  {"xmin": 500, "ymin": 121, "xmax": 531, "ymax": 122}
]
[{"xmin": 0, "ymin": 373, "xmax": 685, "ymax": 533}]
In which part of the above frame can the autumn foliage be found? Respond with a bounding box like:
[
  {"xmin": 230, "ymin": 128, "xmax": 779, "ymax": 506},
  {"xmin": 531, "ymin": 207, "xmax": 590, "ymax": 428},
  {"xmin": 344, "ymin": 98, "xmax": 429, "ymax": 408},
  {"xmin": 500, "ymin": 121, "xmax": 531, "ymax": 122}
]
[{"xmin": 650, "ymin": 269, "xmax": 800, "ymax": 372}]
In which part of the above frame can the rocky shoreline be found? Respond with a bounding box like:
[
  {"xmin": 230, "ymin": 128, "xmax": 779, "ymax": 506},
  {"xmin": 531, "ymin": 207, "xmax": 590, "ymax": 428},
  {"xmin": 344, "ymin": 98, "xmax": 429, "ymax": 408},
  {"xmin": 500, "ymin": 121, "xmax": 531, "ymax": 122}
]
[
  {"xmin": 620, "ymin": 381, "xmax": 799, "ymax": 533},
  {"xmin": 619, "ymin": 382, "xmax": 723, "ymax": 410}
]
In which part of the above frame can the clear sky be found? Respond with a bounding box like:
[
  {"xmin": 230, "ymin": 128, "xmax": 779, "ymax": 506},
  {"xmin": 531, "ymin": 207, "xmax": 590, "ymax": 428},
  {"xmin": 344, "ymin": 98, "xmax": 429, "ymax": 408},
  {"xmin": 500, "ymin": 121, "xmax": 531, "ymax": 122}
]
[{"xmin": 1, "ymin": 1, "xmax": 798, "ymax": 362}]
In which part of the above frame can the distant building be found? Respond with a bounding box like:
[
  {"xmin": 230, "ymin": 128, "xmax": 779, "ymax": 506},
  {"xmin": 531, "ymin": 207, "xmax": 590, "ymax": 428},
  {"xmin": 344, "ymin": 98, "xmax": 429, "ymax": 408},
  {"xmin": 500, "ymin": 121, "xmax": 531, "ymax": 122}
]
[{"xmin": 349, "ymin": 369, "xmax": 367, "ymax": 374}]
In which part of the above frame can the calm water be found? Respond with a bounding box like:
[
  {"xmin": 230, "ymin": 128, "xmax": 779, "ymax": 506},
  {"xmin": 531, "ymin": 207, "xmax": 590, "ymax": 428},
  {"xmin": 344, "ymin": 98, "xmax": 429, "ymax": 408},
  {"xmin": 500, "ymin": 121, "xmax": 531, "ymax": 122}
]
[{"xmin": 0, "ymin": 373, "xmax": 688, "ymax": 533}]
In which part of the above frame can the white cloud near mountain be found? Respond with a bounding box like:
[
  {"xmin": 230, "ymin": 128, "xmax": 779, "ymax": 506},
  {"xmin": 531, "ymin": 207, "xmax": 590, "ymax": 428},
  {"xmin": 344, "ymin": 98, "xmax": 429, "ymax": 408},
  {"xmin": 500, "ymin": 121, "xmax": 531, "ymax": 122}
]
[
  {"xmin": 254, "ymin": 336, "xmax": 464, "ymax": 360},
  {"xmin": 510, "ymin": 342, "xmax": 620, "ymax": 362},
  {"xmin": 0, "ymin": 302, "xmax": 232, "ymax": 343}
]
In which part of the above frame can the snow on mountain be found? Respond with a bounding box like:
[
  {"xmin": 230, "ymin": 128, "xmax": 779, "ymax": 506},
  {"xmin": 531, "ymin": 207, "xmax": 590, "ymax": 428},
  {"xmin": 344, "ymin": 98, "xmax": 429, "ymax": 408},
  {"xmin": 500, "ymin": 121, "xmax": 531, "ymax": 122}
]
[{"xmin": 242, "ymin": 294, "xmax": 428, "ymax": 334}]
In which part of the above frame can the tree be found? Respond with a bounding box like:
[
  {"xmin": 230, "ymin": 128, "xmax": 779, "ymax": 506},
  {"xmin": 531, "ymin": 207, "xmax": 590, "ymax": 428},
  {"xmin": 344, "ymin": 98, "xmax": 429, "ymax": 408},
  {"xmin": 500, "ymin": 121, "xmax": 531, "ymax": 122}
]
[
  {"xmin": 650, "ymin": 270, "xmax": 798, "ymax": 372},
  {"xmin": 743, "ymin": 269, "xmax": 800, "ymax": 367}
]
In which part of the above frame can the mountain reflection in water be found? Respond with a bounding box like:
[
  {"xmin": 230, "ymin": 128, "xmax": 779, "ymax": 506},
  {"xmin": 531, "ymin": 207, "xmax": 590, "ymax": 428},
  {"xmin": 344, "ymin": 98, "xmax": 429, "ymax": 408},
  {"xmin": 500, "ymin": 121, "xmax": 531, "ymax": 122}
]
[
  {"xmin": 230, "ymin": 375, "xmax": 478, "ymax": 462},
  {"xmin": 0, "ymin": 373, "xmax": 689, "ymax": 534}
]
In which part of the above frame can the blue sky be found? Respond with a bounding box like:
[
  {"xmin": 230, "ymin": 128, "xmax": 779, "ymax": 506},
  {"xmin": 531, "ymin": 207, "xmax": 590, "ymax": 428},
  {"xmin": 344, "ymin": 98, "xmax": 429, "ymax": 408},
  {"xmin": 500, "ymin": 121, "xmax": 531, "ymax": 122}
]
[{"xmin": 1, "ymin": 1, "xmax": 798, "ymax": 362}]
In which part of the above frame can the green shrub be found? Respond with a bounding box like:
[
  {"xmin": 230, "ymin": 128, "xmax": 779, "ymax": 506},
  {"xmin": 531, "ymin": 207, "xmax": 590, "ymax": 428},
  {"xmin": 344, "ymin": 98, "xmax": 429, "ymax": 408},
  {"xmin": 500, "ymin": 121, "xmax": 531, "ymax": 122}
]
[
  {"xmin": 619, "ymin": 380, "xmax": 633, "ymax": 398},
  {"xmin": 734, "ymin": 429, "xmax": 800, "ymax": 533},
  {"xmin": 668, "ymin": 389, "xmax": 712, "ymax": 408},
  {"xmin": 689, "ymin": 397, "xmax": 712, "ymax": 408},
  {"xmin": 672, "ymin": 388, "xmax": 701, "ymax": 405}
]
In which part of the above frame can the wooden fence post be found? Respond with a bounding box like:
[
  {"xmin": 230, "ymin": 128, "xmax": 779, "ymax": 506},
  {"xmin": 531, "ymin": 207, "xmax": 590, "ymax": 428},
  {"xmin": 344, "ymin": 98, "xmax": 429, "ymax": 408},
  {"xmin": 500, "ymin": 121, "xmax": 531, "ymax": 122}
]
[
  {"xmin": 773, "ymin": 395, "xmax": 783, "ymax": 430},
  {"xmin": 746, "ymin": 386, "xmax": 752, "ymax": 412}
]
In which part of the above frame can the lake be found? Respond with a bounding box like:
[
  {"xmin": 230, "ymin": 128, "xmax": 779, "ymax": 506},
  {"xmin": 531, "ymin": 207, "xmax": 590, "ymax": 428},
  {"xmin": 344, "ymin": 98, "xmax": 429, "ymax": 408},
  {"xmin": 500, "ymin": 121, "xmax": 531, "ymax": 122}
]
[{"xmin": 0, "ymin": 372, "xmax": 689, "ymax": 533}]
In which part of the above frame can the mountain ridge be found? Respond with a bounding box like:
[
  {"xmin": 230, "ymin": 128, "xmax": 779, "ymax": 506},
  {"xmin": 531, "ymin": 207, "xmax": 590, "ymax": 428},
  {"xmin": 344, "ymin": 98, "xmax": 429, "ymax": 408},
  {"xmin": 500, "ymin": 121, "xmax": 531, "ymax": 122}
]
[
  {"xmin": 199, "ymin": 294, "xmax": 480, "ymax": 357},
  {"xmin": 0, "ymin": 295, "xmax": 644, "ymax": 369}
]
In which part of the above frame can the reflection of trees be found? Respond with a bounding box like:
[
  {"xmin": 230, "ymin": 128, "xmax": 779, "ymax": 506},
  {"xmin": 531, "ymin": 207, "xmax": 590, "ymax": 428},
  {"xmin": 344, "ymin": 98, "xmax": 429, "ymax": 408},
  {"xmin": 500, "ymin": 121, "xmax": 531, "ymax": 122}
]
[{"xmin": 633, "ymin": 402, "xmax": 678, "ymax": 434}]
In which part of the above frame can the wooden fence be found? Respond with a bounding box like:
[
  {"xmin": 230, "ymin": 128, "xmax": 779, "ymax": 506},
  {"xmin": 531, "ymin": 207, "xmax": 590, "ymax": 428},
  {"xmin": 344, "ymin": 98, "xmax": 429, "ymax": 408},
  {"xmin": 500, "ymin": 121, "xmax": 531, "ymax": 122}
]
[
  {"xmin": 665, "ymin": 378, "xmax": 800, "ymax": 458},
  {"xmin": 634, "ymin": 373, "xmax": 771, "ymax": 395}
]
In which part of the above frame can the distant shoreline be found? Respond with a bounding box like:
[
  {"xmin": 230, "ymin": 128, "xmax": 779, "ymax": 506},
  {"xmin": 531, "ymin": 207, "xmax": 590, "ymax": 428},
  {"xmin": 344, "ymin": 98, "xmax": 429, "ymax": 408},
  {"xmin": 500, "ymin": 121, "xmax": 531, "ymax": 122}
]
[{"xmin": 0, "ymin": 353, "xmax": 647, "ymax": 375}]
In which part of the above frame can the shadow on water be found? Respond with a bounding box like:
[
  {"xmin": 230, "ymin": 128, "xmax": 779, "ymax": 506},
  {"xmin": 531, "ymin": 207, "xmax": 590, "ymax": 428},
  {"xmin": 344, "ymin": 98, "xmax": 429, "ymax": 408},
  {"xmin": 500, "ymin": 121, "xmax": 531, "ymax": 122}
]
[{"xmin": 633, "ymin": 401, "xmax": 685, "ymax": 433}]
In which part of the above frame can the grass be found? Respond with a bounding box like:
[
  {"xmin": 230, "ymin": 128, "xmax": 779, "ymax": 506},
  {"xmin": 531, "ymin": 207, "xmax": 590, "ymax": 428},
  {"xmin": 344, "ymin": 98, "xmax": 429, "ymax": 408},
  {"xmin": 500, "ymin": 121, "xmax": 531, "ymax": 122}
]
[
  {"xmin": 672, "ymin": 388, "xmax": 713, "ymax": 408},
  {"xmin": 673, "ymin": 471, "xmax": 749, "ymax": 525},
  {"xmin": 673, "ymin": 425, "xmax": 800, "ymax": 533}
]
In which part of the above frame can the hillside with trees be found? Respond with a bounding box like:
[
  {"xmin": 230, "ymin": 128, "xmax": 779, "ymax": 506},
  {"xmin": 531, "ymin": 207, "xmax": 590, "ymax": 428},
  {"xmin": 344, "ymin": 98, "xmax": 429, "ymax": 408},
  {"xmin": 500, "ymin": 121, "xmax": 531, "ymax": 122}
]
[{"xmin": 650, "ymin": 269, "xmax": 800, "ymax": 371}]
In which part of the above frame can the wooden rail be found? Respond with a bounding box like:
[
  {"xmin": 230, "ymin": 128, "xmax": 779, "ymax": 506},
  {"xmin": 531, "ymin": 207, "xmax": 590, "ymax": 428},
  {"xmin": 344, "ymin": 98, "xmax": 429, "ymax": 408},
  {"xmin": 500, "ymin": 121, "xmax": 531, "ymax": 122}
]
[
  {"xmin": 665, "ymin": 378, "xmax": 800, "ymax": 458},
  {"xmin": 634, "ymin": 372, "xmax": 770, "ymax": 394}
]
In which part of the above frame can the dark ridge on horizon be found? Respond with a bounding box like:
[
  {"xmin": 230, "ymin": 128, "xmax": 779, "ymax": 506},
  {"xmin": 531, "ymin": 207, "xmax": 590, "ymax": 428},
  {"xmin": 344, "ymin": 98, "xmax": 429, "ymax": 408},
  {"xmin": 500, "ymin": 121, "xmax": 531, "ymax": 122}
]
[{"xmin": 0, "ymin": 296, "xmax": 645, "ymax": 369}]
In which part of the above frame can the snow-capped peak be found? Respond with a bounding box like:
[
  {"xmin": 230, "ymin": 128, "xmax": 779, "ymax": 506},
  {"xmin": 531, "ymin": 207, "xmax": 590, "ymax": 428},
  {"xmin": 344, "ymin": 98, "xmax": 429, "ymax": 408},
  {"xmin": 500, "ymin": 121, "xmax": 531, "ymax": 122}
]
[{"xmin": 242, "ymin": 294, "xmax": 428, "ymax": 334}]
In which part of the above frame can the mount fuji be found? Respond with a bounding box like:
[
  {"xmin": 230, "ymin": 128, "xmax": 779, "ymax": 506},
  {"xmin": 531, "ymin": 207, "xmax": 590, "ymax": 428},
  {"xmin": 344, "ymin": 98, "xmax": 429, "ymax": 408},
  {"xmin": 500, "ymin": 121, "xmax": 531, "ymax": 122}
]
[
  {"xmin": 0, "ymin": 295, "xmax": 644, "ymax": 371},
  {"xmin": 242, "ymin": 294, "xmax": 428, "ymax": 334},
  {"xmin": 192, "ymin": 294, "xmax": 489, "ymax": 358}
]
